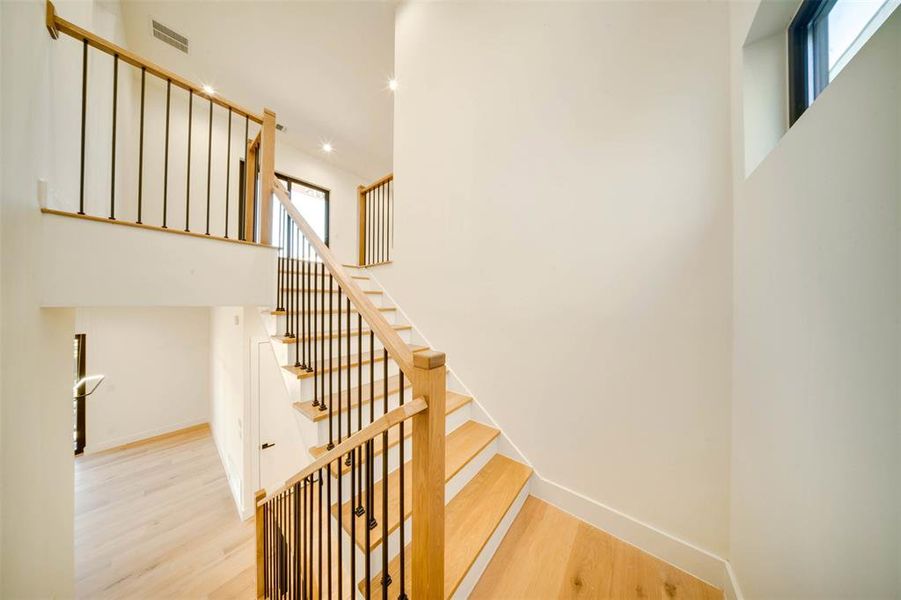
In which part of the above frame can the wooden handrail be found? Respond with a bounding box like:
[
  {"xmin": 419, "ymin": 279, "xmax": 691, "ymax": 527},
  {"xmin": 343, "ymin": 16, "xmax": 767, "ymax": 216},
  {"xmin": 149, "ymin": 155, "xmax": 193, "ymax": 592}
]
[
  {"xmin": 272, "ymin": 178, "xmax": 414, "ymax": 375},
  {"xmin": 258, "ymin": 396, "xmax": 426, "ymax": 504},
  {"xmin": 360, "ymin": 172, "xmax": 393, "ymax": 195},
  {"xmin": 45, "ymin": 1, "xmax": 263, "ymax": 124}
]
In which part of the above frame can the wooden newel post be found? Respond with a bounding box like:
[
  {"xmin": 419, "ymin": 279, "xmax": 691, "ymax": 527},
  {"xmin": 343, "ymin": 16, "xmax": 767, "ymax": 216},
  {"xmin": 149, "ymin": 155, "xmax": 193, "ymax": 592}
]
[
  {"xmin": 254, "ymin": 489, "xmax": 266, "ymax": 599},
  {"xmin": 357, "ymin": 185, "xmax": 367, "ymax": 266},
  {"xmin": 259, "ymin": 108, "xmax": 277, "ymax": 245},
  {"xmin": 243, "ymin": 138, "xmax": 258, "ymax": 242},
  {"xmin": 411, "ymin": 350, "xmax": 446, "ymax": 599}
]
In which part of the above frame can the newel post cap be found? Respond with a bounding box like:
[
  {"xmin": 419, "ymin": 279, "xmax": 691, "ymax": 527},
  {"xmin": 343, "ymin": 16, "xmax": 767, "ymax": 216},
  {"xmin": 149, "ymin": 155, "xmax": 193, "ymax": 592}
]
[{"xmin": 414, "ymin": 350, "xmax": 446, "ymax": 370}]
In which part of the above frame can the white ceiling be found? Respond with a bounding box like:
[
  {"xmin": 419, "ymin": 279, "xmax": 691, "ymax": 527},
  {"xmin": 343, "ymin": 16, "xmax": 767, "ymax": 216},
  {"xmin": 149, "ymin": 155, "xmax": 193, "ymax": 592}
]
[{"xmin": 120, "ymin": 1, "xmax": 396, "ymax": 180}]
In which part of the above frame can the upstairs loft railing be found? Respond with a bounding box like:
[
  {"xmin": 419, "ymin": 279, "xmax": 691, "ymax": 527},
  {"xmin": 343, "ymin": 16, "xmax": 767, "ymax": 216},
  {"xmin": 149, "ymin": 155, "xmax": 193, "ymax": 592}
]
[
  {"xmin": 44, "ymin": 1, "xmax": 276, "ymax": 246},
  {"xmin": 264, "ymin": 178, "xmax": 447, "ymax": 599},
  {"xmin": 358, "ymin": 174, "xmax": 394, "ymax": 266}
]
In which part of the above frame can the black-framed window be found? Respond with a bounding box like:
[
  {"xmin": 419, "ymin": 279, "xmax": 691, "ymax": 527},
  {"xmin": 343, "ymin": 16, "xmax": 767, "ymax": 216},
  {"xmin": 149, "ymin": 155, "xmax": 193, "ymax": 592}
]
[
  {"xmin": 789, "ymin": 0, "xmax": 896, "ymax": 125},
  {"xmin": 276, "ymin": 172, "xmax": 330, "ymax": 246}
]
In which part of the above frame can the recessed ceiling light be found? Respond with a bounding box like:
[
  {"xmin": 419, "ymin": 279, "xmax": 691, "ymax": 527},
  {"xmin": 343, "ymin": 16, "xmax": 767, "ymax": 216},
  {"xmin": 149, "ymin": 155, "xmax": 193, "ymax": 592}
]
[
  {"xmin": 388, "ymin": 78, "xmax": 398, "ymax": 92},
  {"xmin": 321, "ymin": 142, "xmax": 333, "ymax": 153},
  {"xmin": 202, "ymin": 84, "xmax": 216, "ymax": 96}
]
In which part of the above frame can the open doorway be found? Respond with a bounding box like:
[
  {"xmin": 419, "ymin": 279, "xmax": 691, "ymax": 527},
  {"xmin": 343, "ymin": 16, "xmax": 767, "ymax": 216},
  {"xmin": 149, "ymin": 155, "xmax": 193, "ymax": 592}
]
[{"xmin": 73, "ymin": 334, "xmax": 86, "ymax": 455}]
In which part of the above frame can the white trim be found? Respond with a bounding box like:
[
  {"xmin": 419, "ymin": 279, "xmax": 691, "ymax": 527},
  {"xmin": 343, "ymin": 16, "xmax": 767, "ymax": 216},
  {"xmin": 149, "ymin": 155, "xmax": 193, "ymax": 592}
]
[
  {"xmin": 83, "ymin": 417, "xmax": 208, "ymax": 454},
  {"xmin": 212, "ymin": 423, "xmax": 249, "ymax": 520}
]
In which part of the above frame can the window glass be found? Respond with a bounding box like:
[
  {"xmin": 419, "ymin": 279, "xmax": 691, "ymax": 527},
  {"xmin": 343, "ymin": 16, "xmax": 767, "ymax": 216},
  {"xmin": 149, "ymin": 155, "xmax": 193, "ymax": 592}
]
[{"xmin": 828, "ymin": 0, "xmax": 894, "ymax": 79}]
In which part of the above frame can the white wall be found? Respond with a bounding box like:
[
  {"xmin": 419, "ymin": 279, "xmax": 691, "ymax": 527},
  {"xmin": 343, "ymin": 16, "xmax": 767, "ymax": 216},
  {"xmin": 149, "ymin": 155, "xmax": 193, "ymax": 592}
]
[
  {"xmin": 1, "ymin": 1, "xmax": 91, "ymax": 595},
  {"xmin": 40, "ymin": 211, "xmax": 276, "ymax": 307},
  {"xmin": 730, "ymin": 5, "xmax": 901, "ymax": 598},
  {"xmin": 386, "ymin": 1, "xmax": 733, "ymax": 559},
  {"xmin": 209, "ymin": 306, "xmax": 247, "ymax": 515},
  {"xmin": 75, "ymin": 307, "xmax": 210, "ymax": 453}
]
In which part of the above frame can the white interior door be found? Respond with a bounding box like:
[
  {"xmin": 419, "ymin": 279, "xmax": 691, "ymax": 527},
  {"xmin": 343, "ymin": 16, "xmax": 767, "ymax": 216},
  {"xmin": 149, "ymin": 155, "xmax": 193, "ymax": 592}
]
[{"xmin": 255, "ymin": 341, "xmax": 302, "ymax": 493}]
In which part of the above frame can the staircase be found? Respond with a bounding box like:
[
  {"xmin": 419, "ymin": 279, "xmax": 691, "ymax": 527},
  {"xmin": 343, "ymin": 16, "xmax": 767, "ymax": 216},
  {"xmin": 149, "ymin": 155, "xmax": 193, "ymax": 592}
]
[{"xmin": 258, "ymin": 187, "xmax": 534, "ymax": 599}]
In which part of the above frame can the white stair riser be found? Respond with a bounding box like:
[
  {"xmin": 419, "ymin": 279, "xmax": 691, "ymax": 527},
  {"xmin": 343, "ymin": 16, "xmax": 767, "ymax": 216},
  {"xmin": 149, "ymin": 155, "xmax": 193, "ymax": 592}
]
[
  {"xmin": 277, "ymin": 328, "xmax": 411, "ymax": 364},
  {"xmin": 294, "ymin": 362, "xmax": 406, "ymax": 403}
]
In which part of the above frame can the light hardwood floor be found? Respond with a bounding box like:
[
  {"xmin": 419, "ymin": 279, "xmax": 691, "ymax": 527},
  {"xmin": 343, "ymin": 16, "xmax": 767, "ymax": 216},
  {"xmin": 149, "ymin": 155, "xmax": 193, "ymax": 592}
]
[
  {"xmin": 75, "ymin": 425, "xmax": 255, "ymax": 599},
  {"xmin": 471, "ymin": 496, "xmax": 723, "ymax": 600}
]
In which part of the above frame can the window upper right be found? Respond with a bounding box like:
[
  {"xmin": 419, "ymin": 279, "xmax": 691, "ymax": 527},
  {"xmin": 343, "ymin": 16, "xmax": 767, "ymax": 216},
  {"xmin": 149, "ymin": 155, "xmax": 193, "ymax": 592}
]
[{"xmin": 788, "ymin": 0, "xmax": 898, "ymax": 125}]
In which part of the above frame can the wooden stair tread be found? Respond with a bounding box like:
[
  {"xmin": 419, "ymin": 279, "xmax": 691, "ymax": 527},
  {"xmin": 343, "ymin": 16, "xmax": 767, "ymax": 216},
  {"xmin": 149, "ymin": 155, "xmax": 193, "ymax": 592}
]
[
  {"xmin": 363, "ymin": 454, "xmax": 532, "ymax": 598},
  {"xmin": 335, "ymin": 420, "xmax": 500, "ymax": 552},
  {"xmin": 273, "ymin": 324, "xmax": 411, "ymax": 344},
  {"xmin": 306, "ymin": 392, "xmax": 474, "ymax": 476},
  {"xmin": 282, "ymin": 345, "xmax": 427, "ymax": 379},
  {"xmin": 295, "ymin": 374, "xmax": 411, "ymax": 422}
]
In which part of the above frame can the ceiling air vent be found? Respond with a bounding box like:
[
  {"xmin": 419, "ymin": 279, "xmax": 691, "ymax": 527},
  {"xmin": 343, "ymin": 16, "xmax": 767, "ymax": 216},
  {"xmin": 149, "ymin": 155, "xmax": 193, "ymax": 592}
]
[
  {"xmin": 151, "ymin": 20, "xmax": 189, "ymax": 54},
  {"xmin": 276, "ymin": 123, "xmax": 287, "ymax": 132}
]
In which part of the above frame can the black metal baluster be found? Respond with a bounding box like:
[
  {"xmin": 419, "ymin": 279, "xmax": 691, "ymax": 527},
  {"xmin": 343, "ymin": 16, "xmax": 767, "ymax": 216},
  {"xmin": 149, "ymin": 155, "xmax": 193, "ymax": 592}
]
[
  {"xmin": 312, "ymin": 258, "xmax": 319, "ymax": 408},
  {"xmin": 320, "ymin": 264, "xmax": 327, "ymax": 413},
  {"xmin": 263, "ymin": 503, "xmax": 269, "ymax": 598},
  {"xmin": 398, "ymin": 372, "xmax": 407, "ymax": 600},
  {"xmin": 337, "ymin": 454, "xmax": 343, "ymax": 600},
  {"xmin": 109, "ymin": 54, "xmax": 118, "ymax": 220},
  {"xmin": 291, "ymin": 483, "xmax": 300, "ymax": 600},
  {"xmin": 306, "ymin": 241, "xmax": 313, "ymax": 374},
  {"xmin": 318, "ymin": 470, "xmax": 323, "ymax": 600},
  {"xmin": 137, "ymin": 67, "xmax": 145, "ymax": 224},
  {"xmin": 351, "ymin": 445, "xmax": 357, "ymax": 593},
  {"xmin": 365, "ymin": 438, "xmax": 372, "ymax": 599},
  {"xmin": 163, "ymin": 79, "xmax": 171, "ymax": 228},
  {"xmin": 346, "ymin": 297, "xmax": 352, "ymax": 441},
  {"xmin": 278, "ymin": 492, "xmax": 283, "ymax": 597},
  {"xmin": 368, "ymin": 331, "xmax": 377, "ymax": 538},
  {"xmin": 337, "ymin": 287, "xmax": 343, "ymax": 449},
  {"xmin": 388, "ymin": 179, "xmax": 395, "ymax": 260},
  {"xmin": 356, "ymin": 312, "xmax": 364, "ymax": 517},
  {"xmin": 308, "ymin": 476, "xmax": 313, "ymax": 600},
  {"xmin": 241, "ymin": 116, "xmax": 248, "ymax": 240},
  {"xmin": 369, "ymin": 331, "xmax": 375, "ymax": 427},
  {"xmin": 78, "ymin": 38, "xmax": 87, "ymax": 215},
  {"xmin": 205, "ymin": 97, "xmax": 213, "ymax": 235},
  {"xmin": 185, "ymin": 89, "xmax": 193, "ymax": 231},
  {"xmin": 381, "ymin": 348, "xmax": 390, "ymax": 598},
  {"xmin": 277, "ymin": 207, "xmax": 284, "ymax": 312},
  {"xmin": 301, "ymin": 479, "xmax": 306, "ymax": 599},
  {"xmin": 225, "ymin": 108, "xmax": 232, "ymax": 238},
  {"xmin": 294, "ymin": 226, "xmax": 301, "ymax": 368},
  {"xmin": 378, "ymin": 183, "xmax": 383, "ymax": 264},
  {"xmin": 327, "ymin": 463, "xmax": 333, "ymax": 600},
  {"xmin": 327, "ymin": 273, "xmax": 334, "ymax": 446},
  {"xmin": 284, "ymin": 220, "xmax": 291, "ymax": 338}
]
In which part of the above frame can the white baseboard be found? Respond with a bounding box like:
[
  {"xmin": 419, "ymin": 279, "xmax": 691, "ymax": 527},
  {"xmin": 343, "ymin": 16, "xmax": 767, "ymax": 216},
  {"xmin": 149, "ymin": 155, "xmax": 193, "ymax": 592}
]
[
  {"xmin": 532, "ymin": 476, "xmax": 742, "ymax": 598},
  {"xmin": 83, "ymin": 417, "xmax": 209, "ymax": 455}
]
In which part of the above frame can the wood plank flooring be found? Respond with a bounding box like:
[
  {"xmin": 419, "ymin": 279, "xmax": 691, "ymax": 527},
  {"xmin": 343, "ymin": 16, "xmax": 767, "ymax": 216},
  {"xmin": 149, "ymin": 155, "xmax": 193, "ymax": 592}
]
[
  {"xmin": 471, "ymin": 496, "xmax": 723, "ymax": 600},
  {"xmin": 75, "ymin": 425, "xmax": 255, "ymax": 599}
]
